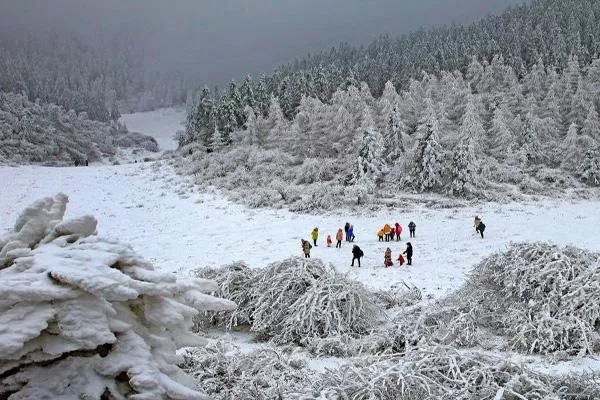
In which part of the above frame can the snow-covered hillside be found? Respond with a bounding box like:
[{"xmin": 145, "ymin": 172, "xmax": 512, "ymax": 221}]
[
  {"xmin": 1, "ymin": 162, "xmax": 599, "ymax": 299},
  {"xmin": 121, "ymin": 108, "xmax": 185, "ymax": 151}
]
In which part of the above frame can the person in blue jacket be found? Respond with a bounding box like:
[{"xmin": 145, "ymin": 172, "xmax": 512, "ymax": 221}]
[{"xmin": 347, "ymin": 224, "xmax": 355, "ymax": 242}]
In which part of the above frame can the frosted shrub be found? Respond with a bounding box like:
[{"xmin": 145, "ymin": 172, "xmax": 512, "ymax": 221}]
[
  {"xmin": 181, "ymin": 343, "xmax": 316, "ymax": 399},
  {"xmin": 315, "ymin": 345, "xmax": 600, "ymax": 400},
  {"xmin": 194, "ymin": 258, "xmax": 380, "ymax": 346},
  {"xmin": 417, "ymin": 242, "xmax": 600, "ymax": 355},
  {"xmin": 0, "ymin": 194, "xmax": 236, "ymax": 399}
]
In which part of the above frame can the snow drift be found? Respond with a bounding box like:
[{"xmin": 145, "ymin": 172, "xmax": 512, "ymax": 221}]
[{"xmin": 0, "ymin": 193, "xmax": 236, "ymax": 399}]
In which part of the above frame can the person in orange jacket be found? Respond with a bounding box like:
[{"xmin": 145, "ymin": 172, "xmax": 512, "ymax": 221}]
[
  {"xmin": 335, "ymin": 228, "xmax": 344, "ymax": 248},
  {"xmin": 383, "ymin": 224, "xmax": 392, "ymax": 242},
  {"xmin": 326, "ymin": 235, "xmax": 332, "ymax": 247},
  {"xmin": 377, "ymin": 229, "xmax": 385, "ymax": 242}
]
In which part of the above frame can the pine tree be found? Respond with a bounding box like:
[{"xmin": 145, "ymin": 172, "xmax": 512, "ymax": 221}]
[
  {"xmin": 384, "ymin": 106, "xmax": 407, "ymax": 165},
  {"xmin": 489, "ymin": 104, "xmax": 514, "ymax": 157},
  {"xmin": 411, "ymin": 99, "xmax": 445, "ymax": 191},
  {"xmin": 581, "ymin": 105, "xmax": 600, "ymax": 141},
  {"xmin": 449, "ymin": 138, "xmax": 477, "ymax": 195},
  {"xmin": 521, "ymin": 111, "xmax": 543, "ymax": 164},
  {"xmin": 210, "ymin": 122, "xmax": 225, "ymax": 151},
  {"xmin": 242, "ymin": 105, "xmax": 260, "ymax": 146},
  {"xmin": 579, "ymin": 148, "xmax": 600, "ymax": 186},
  {"xmin": 459, "ymin": 95, "xmax": 485, "ymax": 153}
]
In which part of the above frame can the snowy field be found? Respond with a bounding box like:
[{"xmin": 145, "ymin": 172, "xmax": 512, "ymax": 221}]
[
  {"xmin": 2, "ymin": 161, "xmax": 599, "ymax": 300},
  {"xmin": 120, "ymin": 108, "xmax": 185, "ymax": 151}
]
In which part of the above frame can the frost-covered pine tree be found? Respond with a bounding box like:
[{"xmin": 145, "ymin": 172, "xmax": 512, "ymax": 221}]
[
  {"xmin": 264, "ymin": 96, "xmax": 287, "ymax": 147},
  {"xmin": 520, "ymin": 111, "xmax": 543, "ymax": 165},
  {"xmin": 0, "ymin": 194, "xmax": 236, "ymax": 399},
  {"xmin": 489, "ymin": 104, "xmax": 514, "ymax": 157},
  {"xmin": 349, "ymin": 106, "xmax": 386, "ymax": 201},
  {"xmin": 384, "ymin": 106, "xmax": 407, "ymax": 165},
  {"xmin": 411, "ymin": 99, "xmax": 445, "ymax": 191},
  {"xmin": 459, "ymin": 95, "xmax": 485, "ymax": 153},
  {"xmin": 449, "ymin": 138, "xmax": 477, "ymax": 196},
  {"xmin": 210, "ymin": 122, "xmax": 225, "ymax": 151},
  {"xmin": 581, "ymin": 105, "xmax": 600, "ymax": 141},
  {"xmin": 579, "ymin": 148, "xmax": 600, "ymax": 186},
  {"xmin": 242, "ymin": 105, "xmax": 260, "ymax": 146}
]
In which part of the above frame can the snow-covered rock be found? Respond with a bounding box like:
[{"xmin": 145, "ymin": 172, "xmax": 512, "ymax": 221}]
[{"xmin": 0, "ymin": 194, "xmax": 236, "ymax": 399}]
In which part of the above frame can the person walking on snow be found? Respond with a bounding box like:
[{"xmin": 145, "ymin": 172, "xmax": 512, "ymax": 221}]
[
  {"xmin": 383, "ymin": 224, "xmax": 392, "ymax": 242},
  {"xmin": 403, "ymin": 242, "xmax": 413, "ymax": 265},
  {"xmin": 326, "ymin": 235, "xmax": 332, "ymax": 247},
  {"xmin": 477, "ymin": 219, "xmax": 486, "ymax": 239},
  {"xmin": 301, "ymin": 239, "xmax": 312, "ymax": 258},
  {"xmin": 408, "ymin": 221, "xmax": 416, "ymax": 238},
  {"xmin": 384, "ymin": 248, "xmax": 393, "ymax": 267},
  {"xmin": 351, "ymin": 244, "xmax": 363, "ymax": 267},
  {"xmin": 397, "ymin": 252, "xmax": 405, "ymax": 265},
  {"xmin": 474, "ymin": 216, "xmax": 482, "ymax": 234},
  {"xmin": 395, "ymin": 222, "xmax": 403, "ymax": 241},
  {"xmin": 377, "ymin": 229, "xmax": 385, "ymax": 242},
  {"xmin": 344, "ymin": 222, "xmax": 350, "ymax": 241},
  {"xmin": 389, "ymin": 226, "xmax": 395, "ymax": 241},
  {"xmin": 348, "ymin": 225, "xmax": 355, "ymax": 242},
  {"xmin": 336, "ymin": 228, "xmax": 343, "ymax": 248},
  {"xmin": 311, "ymin": 227, "xmax": 319, "ymax": 247}
]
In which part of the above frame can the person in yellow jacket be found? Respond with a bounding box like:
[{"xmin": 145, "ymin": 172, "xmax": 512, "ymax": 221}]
[
  {"xmin": 377, "ymin": 229, "xmax": 385, "ymax": 242},
  {"xmin": 311, "ymin": 227, "xmax": 319, "ymax": 246},
  {"xmin": 383, "ymin": 224, "xmax": 392, "ymax": 242}
]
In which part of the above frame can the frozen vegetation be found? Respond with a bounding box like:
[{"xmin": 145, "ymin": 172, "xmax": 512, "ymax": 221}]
[
  {"xmin": 0, "ymin": 91, "xmax": 158, "ymax": 164},
  {"xmin": 0, "ymin": 194, "xmax": 235, "ymax": 399}
]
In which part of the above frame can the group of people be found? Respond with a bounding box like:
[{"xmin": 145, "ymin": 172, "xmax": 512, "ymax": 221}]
[
  {"xmin": 377, "ymin": 221, "xmax": 416, "ymax": 242},
  {"xmin": 301, "ymin": 215, "xmax": 486, "ymax": 268},
  {"xmin": 301, "ymin": 221, "xmax": 415, "ymax": 268},
  {"xmin": 384, "ymin": 243, "xmax": 413, "ymax": 267}
]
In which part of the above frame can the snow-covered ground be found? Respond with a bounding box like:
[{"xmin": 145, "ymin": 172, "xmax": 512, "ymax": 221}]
[
  {"xmin": 1, "ymin": 161, "xmax": 599, "ymax": 299},
  {"xmin": 120, "ymin": 108, "xmax": 185, "ymax": 151}
]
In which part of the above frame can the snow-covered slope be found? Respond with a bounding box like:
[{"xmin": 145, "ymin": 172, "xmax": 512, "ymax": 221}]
[
  {"xmin": 120, "ymin": 108, "xmax": 185, "ymax": 151},
  {"xmin": 1, "ymin": 162, "xmax": 599, "ymax": 299}
]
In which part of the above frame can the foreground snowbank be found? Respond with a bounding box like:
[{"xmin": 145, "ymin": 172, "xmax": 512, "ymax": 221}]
[{"xmin": 0, "ymin": 194, "xmax": 235, "ymax": 399}]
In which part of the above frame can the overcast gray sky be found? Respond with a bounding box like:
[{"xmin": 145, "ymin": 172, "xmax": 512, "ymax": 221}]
[{"xmin": 0, "ymin": 0, "xmax": 528, "ymax": 85}]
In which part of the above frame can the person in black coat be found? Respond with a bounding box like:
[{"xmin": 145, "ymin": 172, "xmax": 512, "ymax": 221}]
[
  {"xmin": 351, "ymin": 244, "xmax": 363, "ymax": 267},
  {"xmin": 403, "ymin": 242, "xmax": 413, "ymax": 265},
  {"xmin": 408, "ymin": 221, "xmax": 416, "ymax": 238}
]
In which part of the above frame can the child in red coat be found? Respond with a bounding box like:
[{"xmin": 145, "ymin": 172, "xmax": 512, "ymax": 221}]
[
  {"xmin": 326, "ymin": 235, "xmax": 333, "ymax": 247},
  {"xmin": 397, "ymin": 253, "xmax": 406, "ymax": 266}
]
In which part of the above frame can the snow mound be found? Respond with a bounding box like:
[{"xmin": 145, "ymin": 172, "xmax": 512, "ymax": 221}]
[
  {"xmin": 409, "ymin": 242, "xmax": 600, "ymax": 355},
  {"xmin": 194, "ymin": 258, "xmax": 380, "ymax": 345},
  {"xmin": 0, "ymin": 194, "xmax": 236, "ymax": 399}
]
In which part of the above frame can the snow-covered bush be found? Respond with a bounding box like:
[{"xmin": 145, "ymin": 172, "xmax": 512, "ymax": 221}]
[
  {"xmin": 0, "ymin": 194, "xmax": 236, "ymax": 399},
  {"xmin": 193, "ymin": 258, "xmax": 380, "ymax": 346},
  {"xmin": 315, "ymin": 345, "xmax": 600, "ymax": 400},
  {"xmin": 181, "ymin": 343, "xmax": 316, "ymax": 399},
  {"xmin": 410, "ymin": 242, "xmax": 600, "ymax": 355}
]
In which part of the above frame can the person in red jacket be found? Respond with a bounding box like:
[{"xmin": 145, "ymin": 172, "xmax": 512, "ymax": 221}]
[
  {"xmin": 394, "ymin": 222, "xmax": 403, "ymax": 241},
  {"xmin": 326, "ymin": 235, "xmax": 333, "ymax": 247},
  {"xmin": 397, "ymin": 253, "xmax": 405, "ymax": 265}
]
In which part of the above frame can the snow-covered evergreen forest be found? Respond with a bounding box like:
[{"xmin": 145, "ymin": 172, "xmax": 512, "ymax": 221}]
[
  {"xmin": 0, "ymin": 34, "xmax": 193, "ymax": 122},
  {"xmin": 180, "ymin": 0, "xmax": 600, "ymax": 206},
  {"xmin": 0, "ymin": 91, "xmax": 158, "ymax": 164}
]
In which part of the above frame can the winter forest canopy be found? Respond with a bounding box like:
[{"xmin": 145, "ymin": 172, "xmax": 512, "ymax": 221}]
[{"xmin": 178, "ymin": 0, "xmax": 600, "ymax": 206}]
